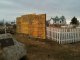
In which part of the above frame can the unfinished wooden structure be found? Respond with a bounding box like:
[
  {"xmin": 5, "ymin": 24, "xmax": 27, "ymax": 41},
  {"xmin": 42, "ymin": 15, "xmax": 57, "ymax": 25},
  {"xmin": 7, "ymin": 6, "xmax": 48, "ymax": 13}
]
[{"xmin": 16, "ymin": 14, "xmax": 46, "ymax": 39}]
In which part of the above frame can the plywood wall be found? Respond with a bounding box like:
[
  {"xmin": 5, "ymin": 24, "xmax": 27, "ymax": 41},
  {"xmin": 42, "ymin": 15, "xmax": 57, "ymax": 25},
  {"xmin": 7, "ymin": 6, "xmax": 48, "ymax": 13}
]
[{"xmin": 16, "ymin": 14, "xmax": 46, "ymax": 39}]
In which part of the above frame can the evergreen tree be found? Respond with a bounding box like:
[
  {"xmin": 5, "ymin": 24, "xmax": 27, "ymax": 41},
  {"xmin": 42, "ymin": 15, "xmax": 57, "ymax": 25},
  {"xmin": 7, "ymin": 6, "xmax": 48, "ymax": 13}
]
[{"xmin": 70, "ymin": 17, "xmax": 79, "ymax": 25}]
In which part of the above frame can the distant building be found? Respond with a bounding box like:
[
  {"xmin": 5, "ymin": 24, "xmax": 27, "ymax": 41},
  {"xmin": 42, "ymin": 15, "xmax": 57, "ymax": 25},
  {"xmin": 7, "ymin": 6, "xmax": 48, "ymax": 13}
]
[
  {"xmin": 50, "ymin": 16, "xmax": 66, "ymax": 25},
  {"xmin": 11, "ymin": 22, "xmax": 16, "ymax": 25},
  {"xmin": 16, "ymin": 14, "xmax": 46, "ymax": 39}
]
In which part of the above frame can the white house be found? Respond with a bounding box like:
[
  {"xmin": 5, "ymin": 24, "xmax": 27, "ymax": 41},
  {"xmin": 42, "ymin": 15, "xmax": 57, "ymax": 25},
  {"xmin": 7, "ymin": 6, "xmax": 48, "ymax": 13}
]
[{"xmin": 50, "ymin": 16, "xmax": 66, "ymax": 25}]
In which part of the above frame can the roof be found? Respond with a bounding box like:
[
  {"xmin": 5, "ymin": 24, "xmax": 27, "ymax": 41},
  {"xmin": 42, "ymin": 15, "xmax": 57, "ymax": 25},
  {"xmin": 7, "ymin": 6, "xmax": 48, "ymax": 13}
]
[
  {"xmin": 51, "ymin": 16, "xmax": 59, "ymax": 21},
  {"xmin": 50, "ymin": 16, "xmax": 66, "ymax": 21}
]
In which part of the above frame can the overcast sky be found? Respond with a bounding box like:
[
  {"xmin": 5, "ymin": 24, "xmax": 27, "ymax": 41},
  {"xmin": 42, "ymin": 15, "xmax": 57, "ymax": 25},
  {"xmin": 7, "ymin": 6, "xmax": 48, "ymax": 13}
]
[{"xmin": 0, "ymin": 0, "xmax": 80, "ymax": 23}]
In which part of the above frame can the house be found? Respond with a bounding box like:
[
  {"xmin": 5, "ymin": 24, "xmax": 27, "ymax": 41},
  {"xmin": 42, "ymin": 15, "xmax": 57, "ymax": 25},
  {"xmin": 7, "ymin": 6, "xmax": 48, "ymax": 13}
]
[{"xmin": 50, "ymin": 16, "xmax": 66, "ymax": 25}]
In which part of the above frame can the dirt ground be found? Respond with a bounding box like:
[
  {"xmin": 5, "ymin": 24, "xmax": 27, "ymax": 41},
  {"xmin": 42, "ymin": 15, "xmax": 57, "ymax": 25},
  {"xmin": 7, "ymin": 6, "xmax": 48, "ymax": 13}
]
[{"xmin": 14, "ymin": 34, "xmax": 80, "ymax": 60}]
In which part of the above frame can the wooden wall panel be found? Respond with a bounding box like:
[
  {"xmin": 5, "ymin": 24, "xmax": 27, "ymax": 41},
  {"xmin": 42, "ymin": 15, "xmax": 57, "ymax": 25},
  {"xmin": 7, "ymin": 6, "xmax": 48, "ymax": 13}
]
[{"xmin": 16, "ymin": 14, "xmax": 46, "ymax": 39}]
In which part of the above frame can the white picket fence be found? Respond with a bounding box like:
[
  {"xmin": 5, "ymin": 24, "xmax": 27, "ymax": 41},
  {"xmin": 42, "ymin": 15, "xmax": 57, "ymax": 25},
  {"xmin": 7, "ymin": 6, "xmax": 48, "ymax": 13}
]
[{"xmin": 46, "ymin": 27, "xmax": 80, "ymax": 44}]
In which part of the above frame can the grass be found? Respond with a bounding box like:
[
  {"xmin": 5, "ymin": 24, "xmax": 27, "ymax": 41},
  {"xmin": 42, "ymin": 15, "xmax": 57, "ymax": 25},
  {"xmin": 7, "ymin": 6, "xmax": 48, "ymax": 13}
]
[{"xmin": 13, "ymin": 34, "xmax": 80, "ymax": 60}]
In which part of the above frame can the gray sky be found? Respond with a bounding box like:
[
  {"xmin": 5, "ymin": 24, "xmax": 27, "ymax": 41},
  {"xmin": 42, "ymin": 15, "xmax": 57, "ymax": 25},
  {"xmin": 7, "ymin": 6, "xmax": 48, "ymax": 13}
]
[{"xmin": 0, "ymin": 0, "xmax": 80, "ymax": 23}]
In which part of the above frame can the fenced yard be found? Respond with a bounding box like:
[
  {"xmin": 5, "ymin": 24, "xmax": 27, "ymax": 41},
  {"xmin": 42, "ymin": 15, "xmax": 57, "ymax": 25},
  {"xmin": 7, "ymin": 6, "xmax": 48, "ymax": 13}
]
[{"xmin": 47, "ymin": 27, "xmax": 80, "ymax": 44}]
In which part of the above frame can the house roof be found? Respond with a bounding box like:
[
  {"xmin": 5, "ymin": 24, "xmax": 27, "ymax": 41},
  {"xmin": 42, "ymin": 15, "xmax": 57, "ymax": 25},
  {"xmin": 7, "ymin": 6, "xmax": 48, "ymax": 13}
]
[
  {"xmin": 50, "ymin": 16, "xmax": 66, "ymax": 21},
  {"xmin": 51, "ymin": 16, "xmax": 59, "ymax": 21}
]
